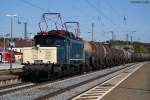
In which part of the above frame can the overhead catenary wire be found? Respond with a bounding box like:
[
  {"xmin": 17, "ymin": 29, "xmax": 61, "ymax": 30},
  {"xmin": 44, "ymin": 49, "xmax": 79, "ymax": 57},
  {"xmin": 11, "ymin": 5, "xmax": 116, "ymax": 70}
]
[
  {"xmin": 18, "ymin": 0, "xmax": 124, "ymax": 40},
  {"xmin": 19, "ymin": 0, "xmax": 82, "ymax": 32},
  {"xmin": 103, "ymin": 0, "xmax": 127, "ymax": 31},
  {"xmin": 103, "ymin": 1, "xmax": 136, "ymax": 42},
  {"xmin": 18, "ymin": 0, "xmax": 117, "ymax": 32},
  {"xmin": 18, "ymin": 0, "xmax": 69, "ymax": 30},
  {"xmin": 85, "ymin": 0, "xmax": 124, "ymax": 31},
  {"xmin": 96, "ymin": 1, "xmax": 112, "ymax": 41},
  {"xmin": 18, "ymin": 0, "xmax": 50, "ymax": 12},
  {"xmin": 103, "ymin": 0, "xmax": 123, "ymax": 17}
]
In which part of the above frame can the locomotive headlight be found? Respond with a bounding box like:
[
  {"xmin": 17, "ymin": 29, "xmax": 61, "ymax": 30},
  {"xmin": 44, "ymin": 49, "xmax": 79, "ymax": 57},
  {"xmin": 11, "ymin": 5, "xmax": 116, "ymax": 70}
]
[{"xmin": 37, "ymin": 44, "xmax": 40, "ymax": 47}]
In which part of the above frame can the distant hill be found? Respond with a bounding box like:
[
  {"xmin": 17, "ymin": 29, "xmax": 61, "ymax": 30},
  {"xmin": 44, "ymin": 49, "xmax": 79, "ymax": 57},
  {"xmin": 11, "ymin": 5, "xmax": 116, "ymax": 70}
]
[{"xmin": 105, "ymin": 40, "xmax": 150, "ymax": 53}]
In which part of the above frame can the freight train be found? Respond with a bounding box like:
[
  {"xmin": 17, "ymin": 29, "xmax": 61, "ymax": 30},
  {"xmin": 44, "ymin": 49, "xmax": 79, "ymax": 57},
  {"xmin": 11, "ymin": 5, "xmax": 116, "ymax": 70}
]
[{"xmin": 21, "ymin": 13, "xmax": 150, "ymax": 81}]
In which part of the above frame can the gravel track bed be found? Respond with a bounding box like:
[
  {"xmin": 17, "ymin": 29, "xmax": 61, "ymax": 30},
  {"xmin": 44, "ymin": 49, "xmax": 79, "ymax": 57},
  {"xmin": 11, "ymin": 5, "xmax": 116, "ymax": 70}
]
[
  {"xmin": 0, "ymin": 82, "xmax": 35, "ymax": 96},
  {"xmin": 0, "ymin": 63, "xmax": 135, "ymax": 100}
]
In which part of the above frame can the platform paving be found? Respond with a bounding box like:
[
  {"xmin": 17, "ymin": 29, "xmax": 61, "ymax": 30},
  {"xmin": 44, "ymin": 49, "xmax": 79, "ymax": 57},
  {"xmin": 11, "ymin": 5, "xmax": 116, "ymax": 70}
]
[
  {"xmin": 0, "ymin": 63, "xmax": 23, "ymax": 70},
  {"xmin": 101, "ymin": 62, "xmax": 150, "ymax": 100}
]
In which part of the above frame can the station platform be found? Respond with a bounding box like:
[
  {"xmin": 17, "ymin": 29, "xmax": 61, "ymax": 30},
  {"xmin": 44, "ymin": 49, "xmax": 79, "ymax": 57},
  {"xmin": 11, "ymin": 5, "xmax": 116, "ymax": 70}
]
[
  {"xmin": 0, "ymin": 63, "xmax": 23, "ymax": 70},
  {"xmin": 101, "ymin": 62, "xmax": 150, "ymax": 100}
]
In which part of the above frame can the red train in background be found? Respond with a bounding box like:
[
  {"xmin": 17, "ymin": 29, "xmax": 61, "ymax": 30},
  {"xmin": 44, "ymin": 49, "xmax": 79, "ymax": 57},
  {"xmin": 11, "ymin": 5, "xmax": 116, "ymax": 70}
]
[{"xmin": 0, "ymin": 48, "xmax": 16, "ymax": 63}]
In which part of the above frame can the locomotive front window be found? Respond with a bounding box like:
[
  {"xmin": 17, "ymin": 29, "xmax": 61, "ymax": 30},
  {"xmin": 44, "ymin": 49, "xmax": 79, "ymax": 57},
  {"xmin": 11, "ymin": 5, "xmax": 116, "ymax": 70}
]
[{"xmin": 35, "ymin": 36, "xmax": 66, "ymax": 47}]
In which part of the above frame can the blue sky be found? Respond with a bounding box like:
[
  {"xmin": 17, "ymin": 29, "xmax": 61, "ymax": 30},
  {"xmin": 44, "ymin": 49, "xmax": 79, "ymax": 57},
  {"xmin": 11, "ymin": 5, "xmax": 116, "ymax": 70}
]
[{"xmin": 0, "ymin": 0, "xmax": 150, "ymax": 43}]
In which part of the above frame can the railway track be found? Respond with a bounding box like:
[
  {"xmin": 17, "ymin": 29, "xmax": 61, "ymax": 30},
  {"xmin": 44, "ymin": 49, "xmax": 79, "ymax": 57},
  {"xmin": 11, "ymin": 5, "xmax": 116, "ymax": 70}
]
[
  {"xmin": 0, "ymin": 76, "xmax": 21, "ymax": 87},
  {"xmin": 0, "ymin": 63, "xmax": 139, "ymax": 100},
  {"xmin": 0, "ymin": 71, "xmax": 21, "ymax": 87},
  {"xmin": 0, "ymin": 82, "xmax": 35, "ymax": 96},
  {"xmin": 0, "ymin": 67, "xmax": 22, "ymax": 87}
]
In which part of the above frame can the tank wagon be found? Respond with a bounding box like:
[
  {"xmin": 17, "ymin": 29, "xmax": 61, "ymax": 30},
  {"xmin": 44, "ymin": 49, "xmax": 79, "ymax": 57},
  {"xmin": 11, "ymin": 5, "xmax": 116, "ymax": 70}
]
[{"xmin": 21, "ymin": 13, "xmax": 150, "ymax": 81}]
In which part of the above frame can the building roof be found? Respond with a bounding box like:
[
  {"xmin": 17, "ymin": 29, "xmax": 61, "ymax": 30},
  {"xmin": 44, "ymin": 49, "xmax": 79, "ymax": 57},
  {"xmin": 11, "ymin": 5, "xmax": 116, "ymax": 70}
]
[{"xmin": 15, "ymin": 39, "xmax": 33, "ymax": 47}]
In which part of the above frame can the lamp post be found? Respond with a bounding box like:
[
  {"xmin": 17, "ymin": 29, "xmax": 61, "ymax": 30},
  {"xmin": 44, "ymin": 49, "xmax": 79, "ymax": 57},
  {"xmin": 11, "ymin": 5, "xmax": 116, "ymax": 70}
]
[
  {"xmin": 88, "ymin": 23, "xmax": 95, "ymax": 41},
  {"xmin": 2, "ymin": 33, "xmax": 10, "ymax": 64},
  {"xmin": 6, "ymin": 14, "xmax": 17, "ymax": 73},
  {"xmin": 18, "ymin": 17, "xmax": 28, "ymax": 39},
  {"xmin": 130, "ymin": 31, "xmax": 136, "ymax": 44}
]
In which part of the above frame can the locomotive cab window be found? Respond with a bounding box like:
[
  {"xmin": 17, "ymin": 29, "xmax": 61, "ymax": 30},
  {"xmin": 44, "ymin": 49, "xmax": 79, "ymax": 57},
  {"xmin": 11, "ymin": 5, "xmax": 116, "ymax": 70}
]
[{"xmin": 34, "ymin": 35, "xmax": 66, "ymax": 47}]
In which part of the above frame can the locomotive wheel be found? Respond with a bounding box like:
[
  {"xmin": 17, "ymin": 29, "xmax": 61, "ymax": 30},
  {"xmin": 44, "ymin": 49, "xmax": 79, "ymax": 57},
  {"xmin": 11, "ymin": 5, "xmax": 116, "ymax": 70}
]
[
  {"xmin": 51, "ymin": 64, "xmax": 57, "ymax": 79},
  {"xmin": 47, "ymin": 64, "xmax": 53, "ymax": 80},
  {"xmin": 31, "ymin": 70, "xmax": 39, "ymax": 82},
  {"xmin": 83, "ymin": 63, "xmax": 88, "ymax": 72},
  {"xmin": 79, "ymin": 64, "xmax": 85, "ymax": 74},
  {"xmin": 73, "ymin": 65, "xmax": 79, "ymax": 75},
  {"xmin": 61, "ymin": 65, "xmax": 65, "ymax": 77},
  {"xmin": 61, "ymin": 64, "xmax": 69, "ymax": 77},
  {"xmin": 52, "ymin": 64, "xmax": 62, "ymax": 79},
  {"xmin": 21, "ymin": 66, "xmax": 31, "ymax": 81},
  {"xmin": 70, "ymin": 64, "xmax": 78, "ymax": 76},
  {"xmin": 69, "ymin": 64, "xmax": 74, "ymax": 75}
]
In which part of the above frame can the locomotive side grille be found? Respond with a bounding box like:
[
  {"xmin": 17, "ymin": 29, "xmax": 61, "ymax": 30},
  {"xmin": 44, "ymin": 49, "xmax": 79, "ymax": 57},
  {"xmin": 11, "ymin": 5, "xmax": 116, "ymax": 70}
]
[{"xmin": 38, "ymin": 47, "xmax": 57, "ymax": 64}]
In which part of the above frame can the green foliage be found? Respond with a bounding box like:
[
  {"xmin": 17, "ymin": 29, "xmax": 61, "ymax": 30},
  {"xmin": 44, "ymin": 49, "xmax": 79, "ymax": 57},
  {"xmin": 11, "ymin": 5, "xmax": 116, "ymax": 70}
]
[{"xmin": 105, "ymin": 40, "xmax": 150, "ymax": 54}]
